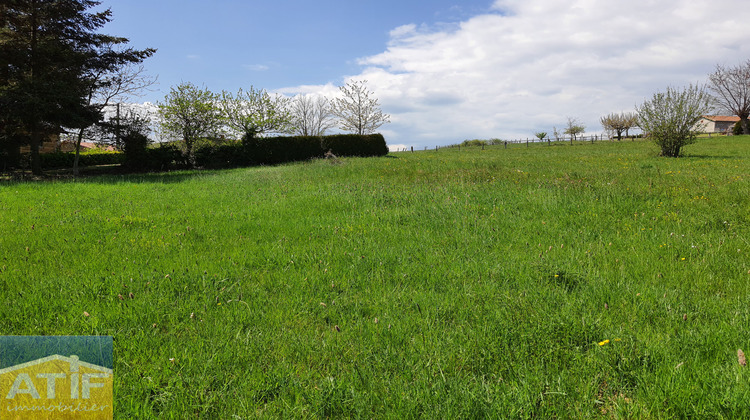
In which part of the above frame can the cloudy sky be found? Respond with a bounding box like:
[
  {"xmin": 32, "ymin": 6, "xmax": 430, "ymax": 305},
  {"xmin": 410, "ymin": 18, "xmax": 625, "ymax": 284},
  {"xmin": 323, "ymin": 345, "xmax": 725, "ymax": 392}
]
[{"xmin": 98, "ymin": 0, "xmax": 750, "ymax": 148}]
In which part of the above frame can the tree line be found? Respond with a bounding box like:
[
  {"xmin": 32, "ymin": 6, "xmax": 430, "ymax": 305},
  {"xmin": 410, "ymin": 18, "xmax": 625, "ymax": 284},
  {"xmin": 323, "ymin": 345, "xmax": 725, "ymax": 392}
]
[
  {"xmin": 155, "ymin": 80, "xmax": 390, "ymax": 166},
  {"xmin": 0, "ymin": 1, "xmax": 391, "ymax": 175}
]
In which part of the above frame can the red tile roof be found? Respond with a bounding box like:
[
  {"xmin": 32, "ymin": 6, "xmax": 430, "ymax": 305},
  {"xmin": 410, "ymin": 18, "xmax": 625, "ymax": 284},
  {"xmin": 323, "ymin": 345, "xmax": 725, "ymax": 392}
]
[{"xmin": 702, "ymin": 115, "xmax": 741, "ymax": 122}]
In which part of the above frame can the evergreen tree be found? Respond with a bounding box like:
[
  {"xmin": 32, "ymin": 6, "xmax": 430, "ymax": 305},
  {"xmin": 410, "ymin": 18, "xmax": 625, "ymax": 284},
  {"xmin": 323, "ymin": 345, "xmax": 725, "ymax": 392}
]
[{"xmin": 0, "ymin": 0, "xmax": 154, "ymax": 174}]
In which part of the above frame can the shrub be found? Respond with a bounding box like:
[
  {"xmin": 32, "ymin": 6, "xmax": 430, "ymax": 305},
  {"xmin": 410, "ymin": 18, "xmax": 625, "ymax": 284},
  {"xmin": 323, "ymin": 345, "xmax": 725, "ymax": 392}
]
[
  {"xmin": 40, "ymin": 150, "xmax": 124, "ymax": 169},
  {"xmin": 461, "ymin": 139, "xmax": 488, "ymax": 147},
  {"xmin": 636, "ymin": 84, "xmax": 711, "ymax": 157},
  {"xmin": 732, "ymin": 120, "xmax": 750, "ymax": 135},
  {"xmin": 145, "ymin": 144, "xmax": 187, "ymax": 171},
  {"xmin": 123, "ymin": 131, "xmax": 151, "ymax": 170}
]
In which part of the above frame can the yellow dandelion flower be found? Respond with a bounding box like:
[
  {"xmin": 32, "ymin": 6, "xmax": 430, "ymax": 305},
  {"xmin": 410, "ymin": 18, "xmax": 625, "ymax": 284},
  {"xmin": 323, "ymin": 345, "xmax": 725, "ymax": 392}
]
[{"xmin": 598, "ymin": 339, "xmax": 610, "ymax": 346}]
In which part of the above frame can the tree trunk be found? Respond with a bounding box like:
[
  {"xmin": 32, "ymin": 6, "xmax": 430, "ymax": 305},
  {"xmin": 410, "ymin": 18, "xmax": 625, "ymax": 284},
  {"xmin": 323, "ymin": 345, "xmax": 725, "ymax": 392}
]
[
  {"xmin": 741, "ymin": 116, "xmax": 750, "ymax": 135},
  {"xmin": 29, "ymin": 124, "xmax": 43, "ymax": 176},
  {"xmin": 73, "ymin": 127, "xmax": 85, "ymax": 177}
]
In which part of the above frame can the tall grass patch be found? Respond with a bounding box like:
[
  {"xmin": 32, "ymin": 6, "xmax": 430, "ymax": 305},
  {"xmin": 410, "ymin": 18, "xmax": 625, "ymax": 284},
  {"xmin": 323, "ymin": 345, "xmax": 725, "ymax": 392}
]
[{"xmin": 0, "ymin": 136, "xmax": 748, "ymax": 417}]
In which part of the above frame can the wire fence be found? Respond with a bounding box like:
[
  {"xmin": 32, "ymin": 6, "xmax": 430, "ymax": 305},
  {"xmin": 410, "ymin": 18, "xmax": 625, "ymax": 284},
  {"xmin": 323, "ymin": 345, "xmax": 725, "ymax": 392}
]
[{"xmin": 390, "ymin": 134, "xmax": 649, "ymax": 153}]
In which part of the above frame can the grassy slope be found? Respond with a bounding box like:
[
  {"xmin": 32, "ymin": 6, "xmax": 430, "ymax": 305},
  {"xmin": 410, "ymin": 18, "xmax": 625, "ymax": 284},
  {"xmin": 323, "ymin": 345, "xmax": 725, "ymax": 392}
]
[{"xmin": 1, "ymin": 137, "xmax": 749, "ymax": 418}]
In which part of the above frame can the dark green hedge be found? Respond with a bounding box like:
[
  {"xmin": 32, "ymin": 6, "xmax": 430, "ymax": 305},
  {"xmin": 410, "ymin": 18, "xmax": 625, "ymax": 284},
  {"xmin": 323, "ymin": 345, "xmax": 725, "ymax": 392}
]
[
  {"xmin": 40, "ymin": 150, "xmax": 124, "ymax": 168},
  {"xmin": 35, "ymin": 134, "xmax": 389, "ymax": 171},
  {"xmin": 194, "ymin": 142, "xmax": 248, "ymax": 169},
  {"xmin": 240, "ymin": 133, "xmax": 388, "ymax": 167},
  {"xmin": 242, "ymin": 135, "xmax": 324, "ymax": 165},
  {"xmin": 322, "ymin": 134, "xmax": 389, "ymax": 157}
]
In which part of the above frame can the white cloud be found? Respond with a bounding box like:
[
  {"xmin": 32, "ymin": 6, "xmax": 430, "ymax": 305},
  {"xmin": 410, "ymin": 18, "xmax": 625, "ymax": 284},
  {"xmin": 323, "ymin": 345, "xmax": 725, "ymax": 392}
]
[
  {"xmin": 285, "ymin": 0, "xmax": 750, "ymax": 147},
  {"xmin": 244, "ymin": 64, "xmax": 270, "ymax": 71}
]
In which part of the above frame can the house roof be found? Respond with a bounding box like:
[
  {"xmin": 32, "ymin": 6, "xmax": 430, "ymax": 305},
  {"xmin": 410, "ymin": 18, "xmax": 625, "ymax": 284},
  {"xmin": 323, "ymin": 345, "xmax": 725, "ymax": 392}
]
[{"xmin": 702, "ymin": 115, "xmax": 741, "ymax": 122}]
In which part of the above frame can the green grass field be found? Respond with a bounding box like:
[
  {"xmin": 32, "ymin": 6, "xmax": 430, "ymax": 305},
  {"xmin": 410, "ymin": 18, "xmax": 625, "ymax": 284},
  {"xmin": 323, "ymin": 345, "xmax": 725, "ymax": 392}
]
[{"xmin": 1, "ymin": 137, "xmax": 749, "ymax": 418}]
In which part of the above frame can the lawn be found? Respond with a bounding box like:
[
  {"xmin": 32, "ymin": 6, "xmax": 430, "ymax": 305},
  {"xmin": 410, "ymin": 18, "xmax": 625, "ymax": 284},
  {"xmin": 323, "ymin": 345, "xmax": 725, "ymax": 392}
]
[{"xmin": 1, "ymin": 136, "xmax": 749, "ymax": 418}]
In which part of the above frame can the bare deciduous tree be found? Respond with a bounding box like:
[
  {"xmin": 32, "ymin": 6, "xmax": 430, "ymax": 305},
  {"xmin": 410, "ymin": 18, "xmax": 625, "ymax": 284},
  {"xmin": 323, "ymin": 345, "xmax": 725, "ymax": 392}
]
[
  {"xmin": 600, "ymin": 112, "xmax": 636, "ymax": 141},
  {"xmin": 290, "ymin": 94, "xmax": 334, "ymax": 136},
  {"xmin": 624, "ymin": 112, "xmax": 639, "ymax": 137},
  {"xmin": 331, "ymin": 80, "xmax": 390, "ymax": 135},
  {"xmin": 707, "ymin": 60, "xmax": 750, "ymax": 134},
  {"xmin": 71, "ymin": 63, "xmax": 156, "ymax": 174}
]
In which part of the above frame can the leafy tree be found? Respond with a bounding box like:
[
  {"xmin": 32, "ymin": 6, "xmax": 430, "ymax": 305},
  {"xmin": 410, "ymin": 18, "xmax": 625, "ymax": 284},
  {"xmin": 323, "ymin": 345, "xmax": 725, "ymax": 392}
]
[
  {"xmin": 564, "ymin": 117, "xmax": 585, "ymax": 141},
  {"xmin": 534, "ymin": 131, "xmax": 549, "ymax": 145},
  {"xmin": 221, "ymin": 87, "xmax": 292, "ymax": 139},
  {"xmin": 707, "ymin": 60, "xmax": 750, "ymax": 135},
  {"xmin": 636, "ymin": 84, "xmax": 711, "ymax": 157},
  {"xmin": 0, "ymin": 0, "xmax": 153, "ymax": 175},
  {"xmin": 290, "ymin": 94, "xmax": 334, "ymax": 136},
  {"xmin": 331, "ymin": 80, "xmax": 390, "ymax": 135},
  {"xmin": 158, "ymin": 82, "xmax": 223, "ymax": 165}
]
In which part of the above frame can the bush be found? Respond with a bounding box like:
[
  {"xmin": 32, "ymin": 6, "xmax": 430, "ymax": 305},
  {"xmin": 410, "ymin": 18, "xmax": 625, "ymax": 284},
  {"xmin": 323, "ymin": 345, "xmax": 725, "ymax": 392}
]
[
  {"xmin": 733, "ymin": 120, "xmax": 750, "ymax": 135},
  {"xmin": 145, "ymin": 144, "xmax": 187, "ymax": 171},
  {"xmin": 40, "ymin": 150, "xmax": 124, "ymax": 169},
  {"xmin": 461, "ymin": 139, "xmax": 488, "ymax": 147},
  {"xmin": 636, "ymin": 84, "xmax": 710, "ymax": 157},
  {"xmin": 123, "ymin": 131, "xmax": 150, "ymax": 170}
]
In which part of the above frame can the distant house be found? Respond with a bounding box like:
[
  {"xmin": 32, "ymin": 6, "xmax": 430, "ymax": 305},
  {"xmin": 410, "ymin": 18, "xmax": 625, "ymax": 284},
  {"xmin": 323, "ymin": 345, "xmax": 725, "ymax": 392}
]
[
  {"xmin": 696, "ymin": 115, "xmax": 740, "ymax": 133},
  {"xmin": 18, "ymin": 132, "xmax": 61, "ymax": 154}
]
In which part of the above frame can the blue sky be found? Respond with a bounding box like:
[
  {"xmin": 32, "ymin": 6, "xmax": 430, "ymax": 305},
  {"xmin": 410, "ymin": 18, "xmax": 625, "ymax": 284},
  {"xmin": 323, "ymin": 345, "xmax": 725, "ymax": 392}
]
[
  {"xmin": 99, "ymin": 0, "xmax": 490, "ymax": 96},
  {"xmin": 98, "ymin": 0, "xmax": 750, "ymax": 148}
]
